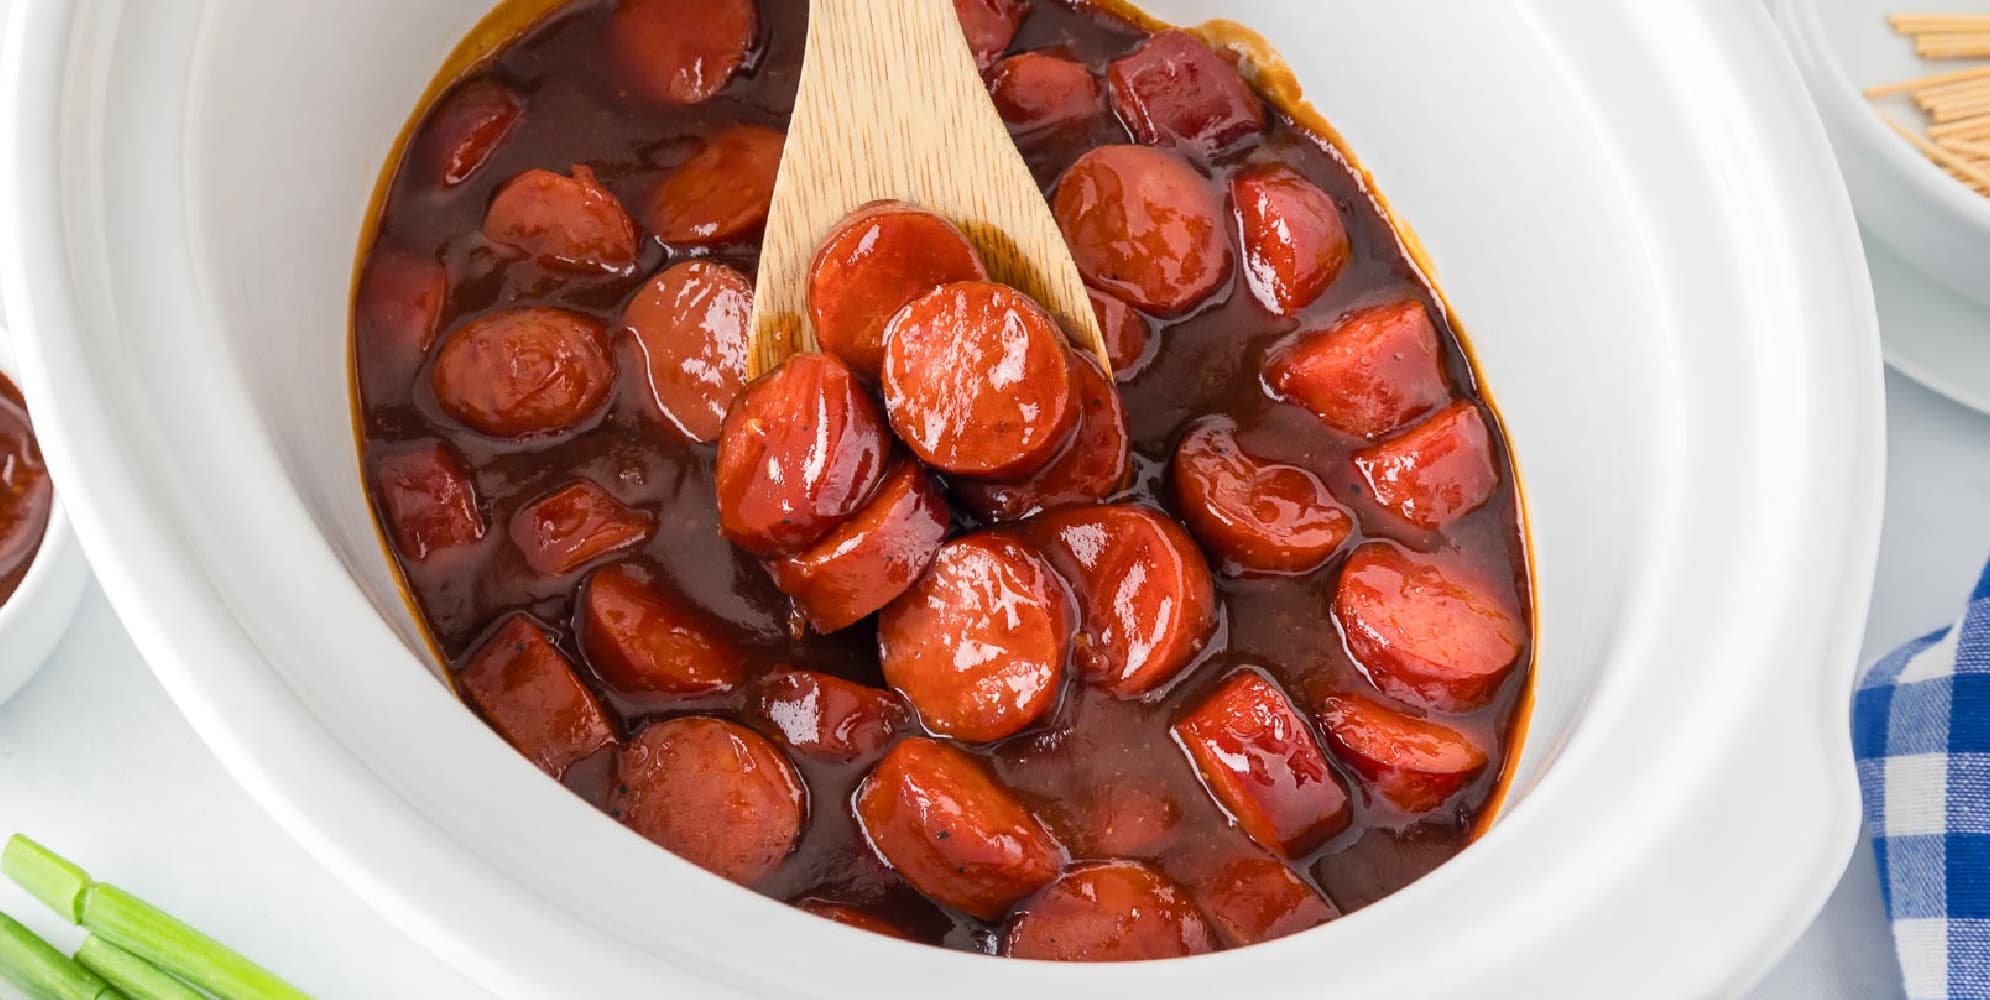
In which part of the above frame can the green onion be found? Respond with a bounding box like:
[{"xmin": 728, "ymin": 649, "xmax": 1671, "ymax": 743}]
[
  {"xmin": 79, "ymin": 887, "xmax": 305, "ymax": 1000},
  {"xmin": 0, "ymin": 909, "xmax": 119, "ymax": 1000},
  {"xmin": 3, "ymin": 835, "xmax": 309, "ymax": 1000},
  {"xmin": 74, "ymin": 937, "xmax": 205, "ymax": 1000},
  {"xmin": 3, "ymin": 837, "xmax": 89, "ymax": 924}
]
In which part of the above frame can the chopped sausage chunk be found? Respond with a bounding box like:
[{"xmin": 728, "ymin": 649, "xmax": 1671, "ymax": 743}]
[
  {"xmin": 1173, "ymin": 670, "xmax": 1351, "ymax": 857},
  {"xmin": 855, "ymin": 738, "xmax": 1063, "ymax": 920},
  {"xmin": 1332, "ymin": 544, "xmax": 1525, "ymax": 713},
  {"xmin": 459, "ymin": 614, "xmax": 616, "ymax": 778}
]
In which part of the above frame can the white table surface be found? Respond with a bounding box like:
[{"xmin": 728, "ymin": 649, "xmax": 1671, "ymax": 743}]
[{"xmin": 0, "ymin": 358, "xmax": 1976, "ymax": 1000}]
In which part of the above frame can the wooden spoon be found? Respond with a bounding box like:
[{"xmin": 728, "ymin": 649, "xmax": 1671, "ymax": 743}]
[{"xmin": 747, "ymin": 0, "xmax": 1106, "ymax": 378}]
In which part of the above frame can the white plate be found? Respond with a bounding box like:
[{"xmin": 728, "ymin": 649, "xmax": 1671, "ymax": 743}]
[{"xmin": 0, "ymin": 1, "xmax": 1885, "ymax": 997}]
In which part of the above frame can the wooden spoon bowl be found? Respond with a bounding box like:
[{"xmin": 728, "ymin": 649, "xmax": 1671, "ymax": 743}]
[{"xmin": 747, "ymin": 0, "xmax": 1106, "ymax": 377}]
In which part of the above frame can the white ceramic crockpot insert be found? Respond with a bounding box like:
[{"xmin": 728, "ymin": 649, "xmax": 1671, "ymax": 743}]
[{"xmin": 0, "ymin": 1, "xmax": 1884, "ymax": 997}]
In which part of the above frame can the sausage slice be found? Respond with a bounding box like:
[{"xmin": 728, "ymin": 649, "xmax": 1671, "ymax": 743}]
[
  {"xmin": 483, "ymin": 165, "xmax": 639, "ymax": 273},
  {"xmin": 458, "ymin": 614, "xmax": 617, "ymax": 778},
  {"xmin": 808, "ymin": 201, "xmax": 989, "ymax": 378},
  {"xmin": 577, "ymin": 561, "xmax": 745, "ymax": 697},
  {"xmin": 419, "ymin": 79, "xmax": 522, "ymax": 187},
  {"xmin": 508, "ymin": 479, "xmax": 655, "ymax": 576},
  {"xmin": 1171, "ymin": 417, "xmax": 1352, "ymax": 575},
  {"xmin": 1087, "ymin": 289, "xmax": 1151, "ymax": 380},
  {"xmin": 988, "ymin": 53, "xmax": 1101, "ymax": 137},
  {"xmin": 855, "ymin": 737, "xmax": 1063, "ymax": 920},
  {"xmin": 1318, "ymin": 691, "xmax": 1489, "ymax": 814},
  {"xmin": 881, "ymin": 281, "xmax": 1077, "ymax": 478},
  {"xmin": 1353, "ymin": 402, "xmax": 1499, "ymax": 530},
  {"xmin": 611, "ymin": 717, "xmax": 805, "ymax": 886},
  {"xmin": 645, "ymin": 125, "xmax": 785, "ymax": 247},
  {"xmin": 757, "ymin": 670, "xmax": 909, "ymax": 762},
  {"xmin": 430, "ymin": 307, "xmax": 615, "ymax": 438},
  {"xmin": 1106, "ymin": 30, "xmax": 1264, "ymax": 158},
  {"xmin": 878, "ymin": 534, "xmax": 1071, "ymax": 743},
  {"xmin": 1265, "ymin": 300, "xmax": 1451, "ymax": 440},
  {"xmin": 1232, "ymin": 163, "xmax": 1350, "ymax": 316},
  {"xmin": 769, "ymin": 459, "xmax": 951, "ymax": 632},
  {"xmin": 715, "ymin": 352, "xmax": 892, "ymax": 556},
  {"xmin": 1332, "ymin": 544, "xmax": 1525, "ymax": 713},
  {"xmin": 355, "ymin": 250, "xmax": 447, "ymax": 405},
  {"xmin": 1172, "ymin": 670, "xmax": 1351, "ymax": 858},
  {"xmin": 371, "ymin": 439, "xmax": 485, "ymax": 562},
  {"xmin": 954, "ymin": 350, "xmax": 1128, "ymax": 521},
  {"xmin": 952, "ymin": 0, "xmax": 1028, "ymax": 69},
  {"xmin": 1027, "ymin": 504, "xmax": 1217, "ymax": 696},
  {"xmin": 1003, "ymin": 862, "xmax": 1215, "ymax": 961},
  {"xmin": 1187, "ymin": 853, "xmax": 1337, "ymax": 948},
  {"xmin": 622, "ymin": 260, "xmax": 754, "ymax": 443},
  {"xmin": 610, "ymin": 0, "xmax": 758, "ymax": 105},
  {"xmin": 1053, "ymin": 145, "xmax": 1232, "ymax": 316}
]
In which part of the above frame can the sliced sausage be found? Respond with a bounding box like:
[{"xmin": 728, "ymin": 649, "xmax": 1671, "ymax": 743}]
[
  {"xmin": 371, "ymin": 439, "xmax": 485, "ymax": 562},
  {"xmin": 757, "ymin": 670, "xmax": 909, "ymax": 762},
  {"xmin": 807, "ymin": 201, "xmax": 989, "ymax": 378},
  {"xmin": 881, "ymin": 281, "xmax": 1078, "ymax": 478},
  {"xmin": 1051, "ymin": 784, "xmax": 1179, "ymax": 858},
  {"xmin": 954, "ymin": 350, "xmax": 1128, "ymax": 521},
  {"xmin": 1332, "ymin": 543, "xmax": 1525, "ymax": 713},
  {"xmin": 988, "ymin": 53, "xmax": 1100, "ymax": 137},
  {"xmin": 1027, "ymin": 504, "xmax": 1216, "ymax": 696},
  {"xmin": 795, "ymin": 900, "xmax": 919, "ymax": 941},
  {"xmin": 1171, "ymin": 417, "xmax": 1352, "ymax": 575},
  {"xmin": 855, "ymin": 737, "xmax": 1063, "ymax": 920},
  {"xmin": 1172, "ymin": 670, "xmax": 1351, "ymax": 858},
  {"xmin": 878, "ymin": 534, "xmax": 1070, "ymax": 743},
  {"xmin": 577, "ymin": 561, "xmax": 745, "ymax": 697},
  {"xmin": 715, "ymin": 352, "xmax": 891, "ymax": 556},
  {"xmin": 644, "ymin": 125, "xmax": 785, "ymax": 247},
  {"xmin": 483, "ymin": 165, "xmax": 639, "ymax": 273},
  {"xmin": 508, "ymin": 479, "xmax": 655, "ymax": 576},
  {"xmin": 355, "ymin": 249, "xmax": 447, "ymax": 404},
  {"xmin": 1232, "ymin": 163, "xmax": 1350, "ymax": 316},
  {"xmin": 1002, "ymin": 862, "xmax": 1215, "ymax": 961},
  {"xmin": 1087, "ymin": 289, "xmax": 1151, "ymax": 380},
  {"xmin": 610, "ymin": 717, "xmax": 805, "ymax": 886},
  {"xmin": 953, "ymin": 0, "xmax": 1028, "ymax": 69},
  {"xmin": 1053, "ymin": 145, "xmax": 1232, "ymax": 316},
  {"xmin": 769, "ymin": 460, "xmax": 951, "ymax": 632},
  {"xmin": 419, "ymin": 78, "xmax": 522, "ymax": 187},
  {"xmin": 622, "ymin": 260, "xmax": 754, "ymax": 443},
  {"xmin": 1318, "ymin": 691, "xmax": 1489, "ymax": 814},
  {"xmin": 1354, "ymin": 402, "xmax": 1499, "ymax": 530},
  {"xmin": 430, "ymin": 307, "xmax": 615, "ymax": 438},
  {"xmin": 1187, "ymin": 853, "xmax": 1337, "ymax": 948},
  {"xmin": 610, "ymin": 0, "xmax": 757, "ymax": 105},
  {"xmin": 1106, "ymin": 30, "xmax": 1265, "ymax": 158},
  {"xmin": 458, "ymin": 614, "xmax": 616, "ymax": 778},
  {"xmin": 1265, "ymin": 300, "xmax": 1451, "ymax": 440}
]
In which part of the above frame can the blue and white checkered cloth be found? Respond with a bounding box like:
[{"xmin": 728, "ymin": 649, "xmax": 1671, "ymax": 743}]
[{"xmin": 1856, "ymin": 557, "xmax": 1990, "ymax": 999}]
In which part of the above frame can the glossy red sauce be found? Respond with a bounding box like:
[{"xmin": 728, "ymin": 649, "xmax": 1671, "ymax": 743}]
[
  {"xmin": 0, "ymin": 371, "xmax": 51, "ymax": 607},
  {"xmin": 354, "ymin": 0, "xmax": 1531, "ymax": 956}
]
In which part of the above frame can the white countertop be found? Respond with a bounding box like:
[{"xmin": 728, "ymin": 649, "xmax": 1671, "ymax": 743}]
[{"xmin": 0, "ymin": 362, "xmax": 1977, "ymax": 999}]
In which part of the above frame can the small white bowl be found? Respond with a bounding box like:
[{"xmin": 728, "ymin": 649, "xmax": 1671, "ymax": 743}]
[
  {"xmin": 0, "ymin": 331, "xmax": 87, "ymax": 706},
  {"xmin": 1773, "ymin": 0, "xmax": 1990, "ymax": 309}
]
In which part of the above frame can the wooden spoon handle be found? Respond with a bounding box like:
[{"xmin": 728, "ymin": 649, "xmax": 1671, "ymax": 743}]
[{"xmin": 747, "ymin": 0, "xmax": 1107, "ymax": 378}]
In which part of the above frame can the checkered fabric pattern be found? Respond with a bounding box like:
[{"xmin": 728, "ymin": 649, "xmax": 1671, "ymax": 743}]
[{"xmin": 1855, "ymin": 557, "xmax": 1990, "ymax": 1000}]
